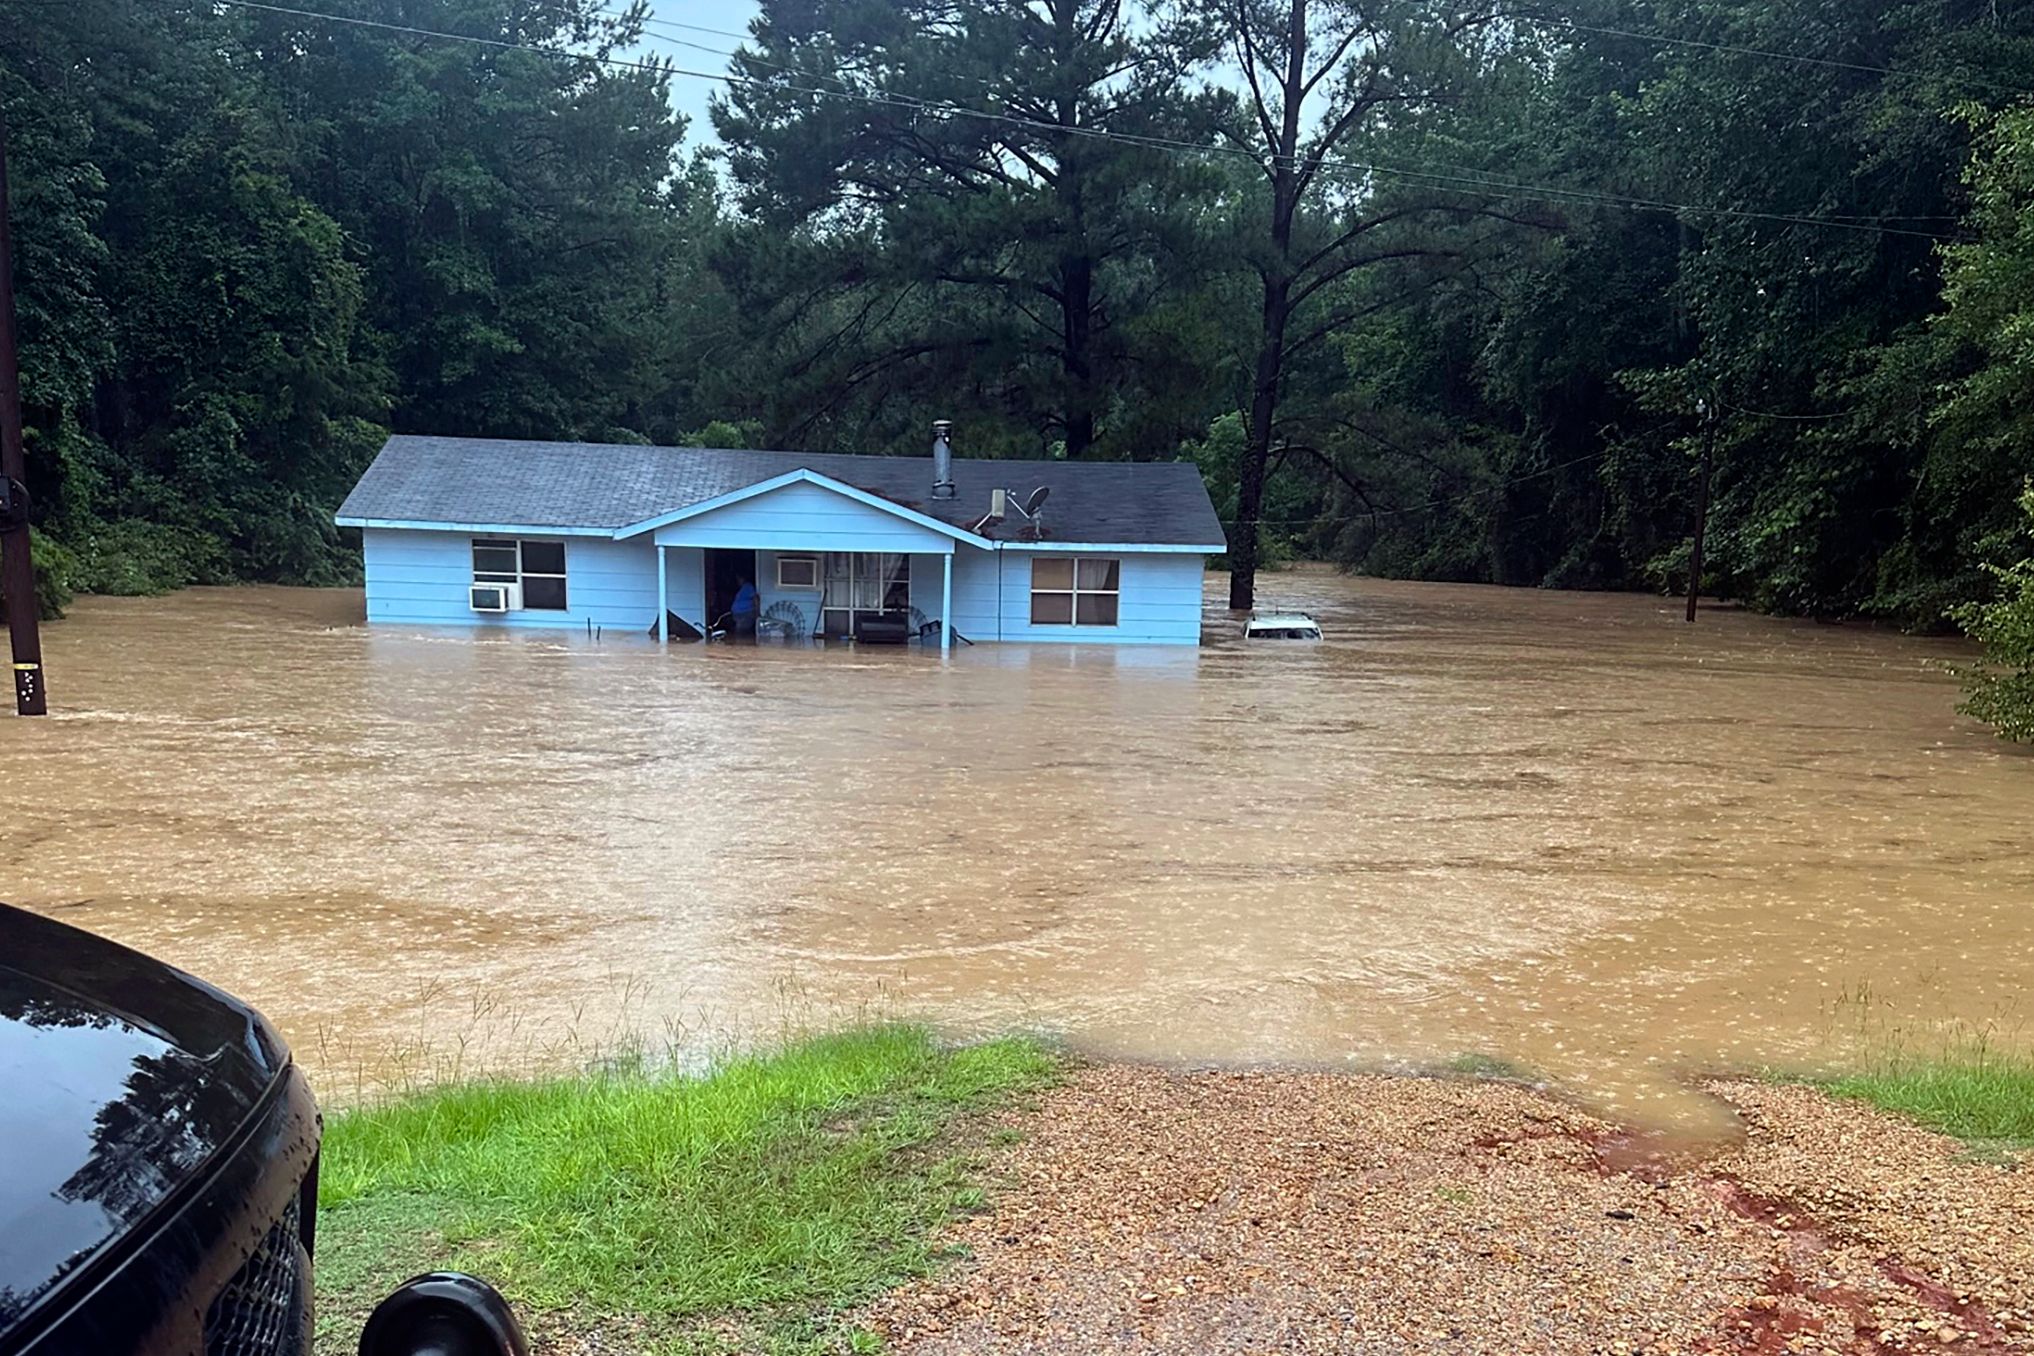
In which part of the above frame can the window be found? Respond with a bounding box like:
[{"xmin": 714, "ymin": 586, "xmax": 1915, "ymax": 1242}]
[
  {"xmin": 776, "ymin": 555, "xmax": 819, "ymax": 589},
  {"xmin": 1031, "ymin": 557, "xmax": 1119, "ymax": 626},
  {"xmin": 472, "ymin": 538, "xmax": 568, "ymax": 611},
  {"xmin": 820, "ymin": 553, "xmax": 911, "ymax": 637}
]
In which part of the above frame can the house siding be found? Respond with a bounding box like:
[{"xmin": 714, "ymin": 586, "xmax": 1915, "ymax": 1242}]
[
  {"xmin": 361, "ymin": 528, "xmax": 667, "ymax": 631},
  {"xmin": 753, "ymin": 549, "xmax": 825, "ymax": 628},
  {"xmin": 662, "ymin": 547, "xmax": 707, "ymax": 633},
  {"xmin": 360, "ymin": 528, "xmax": 1207, "ymax": 645},
  {"xmin": 649, "ymin": 480, "xmax": 957, "ymax": 554},
  {"xmin": 945, "ymin": 550, "xmax": 1206, "ymax": 645}
]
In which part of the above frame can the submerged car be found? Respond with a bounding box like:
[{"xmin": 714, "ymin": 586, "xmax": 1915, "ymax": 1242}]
[
  {"xmin": 0, "ymin": 902, "xmax": 525, "ymax": 1356},
  {"xmin": 1243, "ymin": 611, "xmax": 1324, "ymax": 641}
]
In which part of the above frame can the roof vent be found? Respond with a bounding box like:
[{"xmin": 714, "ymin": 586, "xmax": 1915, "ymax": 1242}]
[{"xmin": 931, "ymin": 420, "xmax": 955, "ymax": 500}]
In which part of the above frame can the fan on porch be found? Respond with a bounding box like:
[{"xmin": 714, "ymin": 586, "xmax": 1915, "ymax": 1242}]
[{"xmin": 758, "ymin": 600, "xmax": 812, "ymax": 640}]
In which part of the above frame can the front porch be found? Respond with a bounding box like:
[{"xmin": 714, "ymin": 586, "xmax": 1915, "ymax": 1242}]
[
  {"xmin": 628, "ymin": 469, "xmax": 966, "ymax": 652},
  {"xmin": 656, "ymin": 544, "xmax": 958, "ymax": 650}
]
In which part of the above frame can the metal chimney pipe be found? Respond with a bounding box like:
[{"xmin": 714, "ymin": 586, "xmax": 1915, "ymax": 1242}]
[{"xmin": 930, "ymin": 419, "xmax": 955, "ymax": 500}]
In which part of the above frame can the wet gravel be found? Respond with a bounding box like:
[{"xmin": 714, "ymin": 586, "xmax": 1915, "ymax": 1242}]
[{"xmin": 863, "ymin": 1066, "xmax": 2034, "ymax": 1355}]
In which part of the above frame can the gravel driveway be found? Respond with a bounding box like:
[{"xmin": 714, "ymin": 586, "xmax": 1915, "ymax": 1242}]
[{"xmin": 864, "ymin": 1068, "xmax": 2033, "ymax": 1354}]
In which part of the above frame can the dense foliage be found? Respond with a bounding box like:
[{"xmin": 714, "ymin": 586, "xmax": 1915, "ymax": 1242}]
[
  {"xmin": 1955, "ymin": 487, "xmax": 2034, "ymax": 741},
  {"xmin": 5, "ymin": 0, "xmax": 2034, "ymax": 730},
  {"xmin": 3, "ymin": 0, "xmax": 709, "ymax": 599}
]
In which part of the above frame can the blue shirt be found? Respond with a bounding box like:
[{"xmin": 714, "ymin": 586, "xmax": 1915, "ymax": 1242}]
[{"xmin": 732, "ymin": 583, "xmax": 758, "ymax": 616}]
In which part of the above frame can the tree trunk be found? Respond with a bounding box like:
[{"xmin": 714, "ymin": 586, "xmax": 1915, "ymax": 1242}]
[
  {"xmin": 1230, "ymin": 278, "xmax": 1291, "ymax": 610},
  {"xmin": 1228, "ymin": 0, "xmax": 1307, "ymax": 612},
  {"xmin": 1061, "ymin": 250, "xmax": 1096, "ymax": 459},
  {"xmin": 1050, "ymin": 11, "xmax": 1097, "ymax": 463},
  {"xmin": 1685, "ymin": 414, "xmax": 1716, "ymax": 623}
]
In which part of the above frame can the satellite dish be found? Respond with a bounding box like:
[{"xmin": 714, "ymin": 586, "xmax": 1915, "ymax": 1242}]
[{"xmin": 1021, "ymin": 486, "xmax": 1051, "ymax": 517}]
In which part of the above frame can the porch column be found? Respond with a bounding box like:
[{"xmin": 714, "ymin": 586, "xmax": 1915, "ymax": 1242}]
[
  {"xmin": 940, "ymin": 552, "xmax": 953, "ymax": 655},
  {"xmin": 656, "ymin": 545, "xmax": 667, "ymax": 643}
]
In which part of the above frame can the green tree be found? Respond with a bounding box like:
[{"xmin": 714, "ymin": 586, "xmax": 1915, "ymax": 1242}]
[
  {"xmin": 239, "ymin": 0, "xmax": 707, "ymax": 442},
  {"xmin": 3, "ymin": 0, "xmax": 389, "ymax": 587},
  {"xmin": 2, "ymin": 0, "xmax": 728, "ymax": 593},
  {"xmin": 1930, "ymin": 105, "xmax": 2034, "ymax": 740},
  {"xmin": 1302, "ymin": 0, "xmax": 2034, "ymax": 620},
  {"xmin": 714, "ymin": 0, "xmax": 1227, "ymax": 459},
  {"xmin": 1191, "ymin": 0, "xmax": 1505, "ymax": 608},
  {"xmin": 1955, "ymin": 487, "xmax": 2034, "ymax": 743},
  {"xmin": 8, "ymin": 0, "xmax": 2034, "ymax": 636}
]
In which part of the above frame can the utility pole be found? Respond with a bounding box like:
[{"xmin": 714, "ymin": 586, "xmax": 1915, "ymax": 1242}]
[
  {"xmin": 1685, "ymin": 398, "xmax": 1718, "ymax": 625},
  {"xmin": 0, "ymin": 103, "xmax": 47, "ymax": 714}
]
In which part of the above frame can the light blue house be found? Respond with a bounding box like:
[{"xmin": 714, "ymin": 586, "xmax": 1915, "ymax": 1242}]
[{"xmin": 334, "ymin": 428, "xmax": 1228, "ymax": 649}]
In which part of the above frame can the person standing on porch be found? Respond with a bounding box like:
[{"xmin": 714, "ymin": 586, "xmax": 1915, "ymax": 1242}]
[{"xmin": 731, "ymin": 573, "xmax": 758, "ymax": 637}]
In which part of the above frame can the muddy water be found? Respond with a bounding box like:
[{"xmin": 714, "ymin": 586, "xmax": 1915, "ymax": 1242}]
[{"xmin": 4, "ymin": 575, "xmax": 2028, "ymax": 1131}]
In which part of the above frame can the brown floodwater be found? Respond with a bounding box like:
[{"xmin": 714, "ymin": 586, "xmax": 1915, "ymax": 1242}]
[{"xmin": 4, "ymin": 574, "xmax": 2028, "ymax": 1132}]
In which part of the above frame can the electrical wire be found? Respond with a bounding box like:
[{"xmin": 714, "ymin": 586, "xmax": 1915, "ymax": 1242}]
[
  {"xmin": 1233, "ymin": 396, "xmax": 1858, "ymax": 527},
  {"xmin": 1523, "ymin": 13, "xmax": 2032, "ymax": 98},
  {"xmin": 594, "ymin": 0, "xmax": 1010, "ymax": 95},
  {"xmin": 1221, "ymin": 451, "xmax": 1609, "ymax": 525},
  {"xmin": 603, "ymin": 5, "xmax": 2029, "ymax": 138},
  {"xmin": 1720, "ymin": 399, "xmax": 1854, "ymax": 421},
  {"xmin": 207, "ymin": 0, "xmax": 1967, "ymax": 241},
  {"xmin": 613, "ymin": 2, "xmax": 2033, "ymax": 99},
  {"xmin": 603, "ymin": 3, "xmax": 750, "ymax": 44}
]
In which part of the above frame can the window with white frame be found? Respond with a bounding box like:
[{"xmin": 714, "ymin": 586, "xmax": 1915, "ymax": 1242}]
[
  {"xmin": 473, "ymin": 538, "xmax": 568, "ymax": 610},
  {"xmin": 776, "ymin": 554, "xmax": 819, "ymax": 589},
  {"xmin": 1030, "ymin": 557, "xmax": 1120, "ymax": 626}
]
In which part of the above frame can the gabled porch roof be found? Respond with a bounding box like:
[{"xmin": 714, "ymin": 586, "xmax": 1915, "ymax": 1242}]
[{"xmin": 616, "ymin": 469, "xmax": 991, "ymax": 550}]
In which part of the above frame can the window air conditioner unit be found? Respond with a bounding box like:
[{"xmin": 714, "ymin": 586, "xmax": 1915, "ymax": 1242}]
[{"xmin": 470, "ymin": 581, "xmax": 521, "ymax": 613}]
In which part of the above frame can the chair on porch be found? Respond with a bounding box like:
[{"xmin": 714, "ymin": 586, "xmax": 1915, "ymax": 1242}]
[
  {"xmin": 908, "ymin": 606, "xmax": 973, "ymax": 646},
  {"xmin": 648, "ymin": 611, "xmax": 704, "ymax": 642}
]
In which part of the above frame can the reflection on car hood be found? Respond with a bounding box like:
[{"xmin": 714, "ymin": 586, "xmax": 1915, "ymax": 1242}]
[{"xmin": 0, "ymin": 905, "xmax": 289, "ymax": 1330}]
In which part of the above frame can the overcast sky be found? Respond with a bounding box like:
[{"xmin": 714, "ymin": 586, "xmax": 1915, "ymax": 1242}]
[{"xmin": 634, "ymin": 0, "xmax": 764, "ymax": 142}]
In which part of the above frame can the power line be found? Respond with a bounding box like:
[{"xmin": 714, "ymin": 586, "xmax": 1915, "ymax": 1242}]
[
  {"xmin": 607, "ymin": 4, "xmax": 750, "ymax": 44},
  {"xmin": 1225, "ymin": 451, "xmax": 1608, "ymax": 525},
  {"xmin": 205, "ymin": 0, "xmax": 1964, "ymax": 242},
  {"xmin": 1721, "ymin": 399, "xmax": 1854, "ymax": 422},
  {"xmin": 625, "ymin": 21, "xmax": 1980, "ymax": 237},
  {"xmin": 1524, "ymin": 14, "xmax": 2031, "ymax": 98},
  {"xmin": 1233, "ymin": 406, "xmax": 1857, "ymax": 531},
  {"xmin": 622, "ymin": 16, "xmax": 1007, "ymax": 101},
  {"xmin": 616, "ymin": 2, "xmax": 2033, "ymax": 99},
  {"xmin": 599, "ymin": 1, "xmax": 1063, "ymax": 99},
  {"xmin": 617, "ymin": 2, "xmax": 2031, "ymax": 148}
]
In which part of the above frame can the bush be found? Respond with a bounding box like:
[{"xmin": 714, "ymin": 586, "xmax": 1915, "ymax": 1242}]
[
  {"xmin": 32, "ymin": 529, "xmax": 78, "ymax": 618},
  {"xmin": 1951, "ymin": 485, "xmax": 2034, "ymax": 742},
  {"xmin": 0, "ymin": 528, "xmax": 76, "ymax": 621},
  {"xmin": 65, "ymin": 519, "xmax": 230, "ymax": 596}
]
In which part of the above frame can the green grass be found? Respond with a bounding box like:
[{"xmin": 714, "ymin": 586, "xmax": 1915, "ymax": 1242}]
[
  {"xmin": 314, "ymin": 1026, "xmax": 1058, "ymax": 1352},
  {"xmin": 1822, "ymin": 1056, "xmax": 2034, "ymax": 1149},
  {"xmin": 1808, "ymin": 985, "xmax": 2034, "ymax": 1155}
]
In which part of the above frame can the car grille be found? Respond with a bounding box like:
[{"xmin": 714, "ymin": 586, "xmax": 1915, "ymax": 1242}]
[{"xmin": 203, "ymin": 1194, "xmax": 310, "ymax": 1356}]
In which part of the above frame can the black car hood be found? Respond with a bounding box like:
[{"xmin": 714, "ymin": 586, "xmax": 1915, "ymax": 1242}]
[{"xmin": 0, "ymin": 905, "xmax": 290, "ymax": 1330}]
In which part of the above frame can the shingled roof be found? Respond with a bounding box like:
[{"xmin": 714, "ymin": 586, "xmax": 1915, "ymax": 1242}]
[{"xmin": 336, "ymin": 436, "xmax": 1228, "ymax": 548}]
